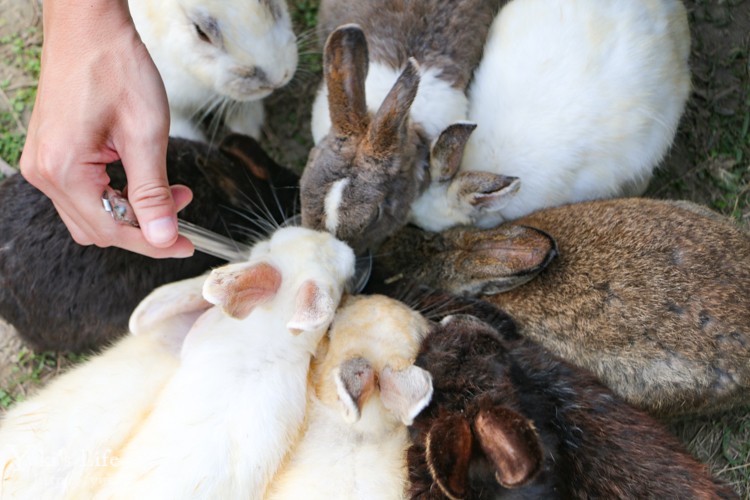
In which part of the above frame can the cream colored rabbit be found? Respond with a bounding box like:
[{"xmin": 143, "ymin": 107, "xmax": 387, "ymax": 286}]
[
  {"xmin": 0, "ymin": 274, "xmax": 211, "ymax": 499},
  {"xmin": 267, "ymin": 294, "xmax": 433, "ymax": 500},
  {"xmin": 90, "ymin": 227, "xmax": 355, "ymax": 499}
]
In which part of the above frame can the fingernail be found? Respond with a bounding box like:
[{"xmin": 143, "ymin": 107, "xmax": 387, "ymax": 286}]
[{"xmin": 144, "ymin": 217, "xmax": 178, "ymax": 246}]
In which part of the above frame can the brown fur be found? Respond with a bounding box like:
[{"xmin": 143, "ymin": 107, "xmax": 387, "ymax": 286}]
[
  {"xmin": 408, "ymin": 300, "xmax": 737, "ymax": 499},
  {"xmin": 317, "ymin": 0, "xmax": 505, "ymax": 89},
  {"xmin": 372, "ymin": 198, "xmax": 750, "ymax": 417}
]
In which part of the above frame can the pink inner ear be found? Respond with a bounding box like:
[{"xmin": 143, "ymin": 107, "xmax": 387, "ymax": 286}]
[
  {"xmin": 287, "ymin": 280, "xmax": 334, "ymax": 334},
  {"xmin": 222, "ymin": 262, "xmax": 282, "ymax": 319}
]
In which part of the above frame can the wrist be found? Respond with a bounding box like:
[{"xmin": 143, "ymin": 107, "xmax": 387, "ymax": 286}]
[{"xmin": 43, "ymin": 0, "xmax": 135, "ymax": 45}]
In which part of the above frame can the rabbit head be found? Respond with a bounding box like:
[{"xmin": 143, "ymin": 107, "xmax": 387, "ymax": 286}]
[
  {"xmin": 133, "ymin": 0, "xmax": 298, "ymax": 101},
  {"xmin": 370, "ymin": 222, "xmax": 557, "ymax": 297},
  {"xmin": 410, "ymin": 314, "xmax": 544, "ymax": 498},
  {"xmin": 301, "ymin": 25, "xmax": 513, "ymax": 254},
  {"xmin": 312, "ymin": 294, "xmax": 433, "ymax": 433},
  {"xmin": 202, "ymin": 226, "xmax": 356, "ymax": 335}
]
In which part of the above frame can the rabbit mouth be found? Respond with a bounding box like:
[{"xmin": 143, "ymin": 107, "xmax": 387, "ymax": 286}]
[{"xmin": 222, "ymin": 86, "xmax": 275, "ymax": 101}]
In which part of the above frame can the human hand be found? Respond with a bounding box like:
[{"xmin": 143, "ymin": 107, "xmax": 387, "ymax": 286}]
[{"xmin": 20, "ymin": 0, "xmax": 194, "ymax": 258}]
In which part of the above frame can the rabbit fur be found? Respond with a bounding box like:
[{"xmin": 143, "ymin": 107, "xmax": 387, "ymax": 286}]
[
  {"xmin": 406, "ymin": 302, "xmax": 737, "ymax": 499},
  {"xmin": 0, "ymin": 274, "xmax": 212, "ymax": 499},
  {"xmin": 0, "ymin": 134, "xmax": 300, "ymax": 353},
  {"xmin": 75, "ymin": 226, "xmax": 354, "ymax": 499},
  {"xmin": 267, "ymin": 294, "xmax": 433, "ymax": 500},
  {"xmin": 301, "ymin": 0, "xmax": 510, "ymax": 254},
  {"xmin": 411, "ymin": 0, "xmax": 692, "ymax": 231},
  {"xmin": 128, "ymin": 0, "xmax": 298, "ymax": 141},
  {"xmin": 372, "ymin": 198, "xmax": 750, "ymax": 417}
]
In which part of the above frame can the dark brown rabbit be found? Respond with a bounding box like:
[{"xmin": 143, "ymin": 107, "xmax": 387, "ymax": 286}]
[
  {"xmin": 372, "ymin": 198, "xmax": 750, "ymax": 417},
  {"xmin": 407, "ymin": 295, "xmax": 737, "ymax": 499},
  {"xmin": 0, "ymin": 134, "xmax": 300, "ymax": 353},
  {"xmin": 301, "ymin": 0, "xmax": 514, "ymax": 254}
]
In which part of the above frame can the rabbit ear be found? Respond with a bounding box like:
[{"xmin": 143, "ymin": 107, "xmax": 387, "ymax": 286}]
[
  {"xmin": 379, "ymin": 364, "xmax": 433, "ymax": 425},
  {"xmin": 425, "ymin": 413, "xmax": 474, "ymax": 500},
  {"xmin": 324, "ymin": 24, "xmax": 370, "ymax": 137},
  {"xmin": 474, "ymin": 405, "xmax": 543, "ymax": 489},
  {"xmin": 430, "ymin": 122, "xmax": 477, "ymax": 182},
  {"xmin": 286, "ymin": 280, "xmax": 336, "ymax": 335},
  {"xmin": 129, "ymin": 275, "xmax": 212, "ymax": 336},
  {"xmin": 364, "ymin": 58, "xmax": 421, "ymax": 156},
  {"xmin": 333, "ymin": 357, "xmax": 376, "ymax": 423},
  {"xmin": 448, "ymin": 171, "xmax": 521, "ymax": 213},
  {"xmin": 203, "ymin": 261, "xmax": 282, "ymax": 320},
  {"xmin": 219, "ymin": 133, "xmax": 275, "ymax": 181}
]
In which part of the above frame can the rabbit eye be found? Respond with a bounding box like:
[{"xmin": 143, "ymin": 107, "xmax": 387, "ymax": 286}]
[{"xmin": 194, "ymin": 23, "xmax": 210, "ymax": 43}]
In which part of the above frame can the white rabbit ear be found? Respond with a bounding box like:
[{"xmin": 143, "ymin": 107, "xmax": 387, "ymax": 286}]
[
  {"xmin": 203, "ymin": 261, "xmax": 282, "ymax": 320},
  {"xmin": 129, "ymin": 275, "xmax": 212, "ymax": 336},
  {"xmin": 379, "ymin": 364, "xmax": 433, "ymax": 425},
  {"xmin": 364, "ymin": 58, "xmax": 420, "ymax": 157},
  {"xmin": 286, "ymin": 280, "xmax": 336, "ymax": 335},
  {"xmin": 324, "ymin": 24, "xmax": 370, "ymax": 137},
  {"xmin": 449, "ymin": 172, "xmax": 521, "ymax": 213},
  {"xmin": 333, "ymin": 357, "xmax": 376, "ymax": 423},
  {"xmin": 430, "ymin": 122, "xmax": 477, "ymax": 182}
]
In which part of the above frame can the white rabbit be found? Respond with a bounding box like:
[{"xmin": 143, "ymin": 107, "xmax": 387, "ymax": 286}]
[
  {"xmin": 410, "ymin": 0, "xmax": 692, "ymax": 231},
  {"xmin": 128, "ymin": 0, "xmax": 298, "ymax": 141},
  {"xmin": 267, "ymin": 294, "xmax": 433, "ymax": 500},
  {"xmin": 0, "ymin": 274, "xmax": 212, "ymax": 499},
  {"xmin": 90, "ymin": 226, "xmax": 355, "ymax": 499}
]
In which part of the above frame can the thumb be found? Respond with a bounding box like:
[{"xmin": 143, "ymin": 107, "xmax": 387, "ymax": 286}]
[{"xmin": 120, "ymin": 142, "xmax": 179, "ymax": 248}]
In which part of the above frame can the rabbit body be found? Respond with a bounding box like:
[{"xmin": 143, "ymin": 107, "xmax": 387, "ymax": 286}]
[
  {"xmin": 374, "ymin": 198, "xmax": 750, "ymax": 417},
  {"xmin": 89, "ymin": 226, "xmax": 354, "ymax": 499},
  {"xmin": 128, "ymin": 0, "xmax": 298, "ymax": 140},
  {"xmin": 0, "ymin": 274, "xmax": 212, "ymax": 499},
  {"xmin": 408, "ymin": 306, "xmax": 736, "ymax": 499},
  {"xmin": 267, "ymin": 294, "xmax": 433, "ymax": 500},
  {"xmin": 0, "ymin": 134, "xmax": 300, "ymax": 353},
  {"xmin": 411, "ymin": 0, "xmax": 692, "ymax": 230}
]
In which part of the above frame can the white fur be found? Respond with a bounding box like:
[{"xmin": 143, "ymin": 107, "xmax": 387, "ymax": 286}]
[
  {"xmin": 324, "ymin": 178, "xmax": 350, "ymax": 233},
  {"xmin": 90, "ymin": 227, "xmax": 355, "ymax": 499},
  {"xmin": 312, "ymin": 62, "xmax": 468, "ymax": 144},
  {"xmin": 0, "ymin": 276, "xmax": 209, "ymax": 499},
  {"xmin": 129, "ymin": 0, "xmax": 298, "ymax": 140},
  {"xmin": 410, "ymin": 0, "xmax": 691, "ymax": 230}
]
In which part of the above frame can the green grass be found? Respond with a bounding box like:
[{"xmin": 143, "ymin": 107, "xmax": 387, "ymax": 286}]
[{"xmin": 0, "ymin": 26, "xmax": 40, "ymax": 170}]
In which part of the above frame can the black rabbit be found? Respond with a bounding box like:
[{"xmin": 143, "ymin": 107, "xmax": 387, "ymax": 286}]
[
  {"xmin": 404, "ymin": 291, "xmax": 736, "ymax": 499},
  {"xmin": 0, "ymin": 134, "xmax": 300, "ymax": 352}
]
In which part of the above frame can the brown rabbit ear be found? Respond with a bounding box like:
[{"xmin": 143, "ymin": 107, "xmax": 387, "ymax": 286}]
[
  {"xmin": 203, "ymin": 262, "xmax": 282, "ymax": 320},
  {"xmin": 379, "ymin": 364, "xmax": 433, "ymax": 425},
  {"xmin": 324, "ymin": 24, "xmax": 370, "ymax": 137},
  {"xmin": 333, "ymin": 357, "xmax": 376, "ymax": 423},
  {"xmin": 286, "ymin": 280, "xmax": 336, "ymax": 335},
  {"xmin": 219, "ymin": 133, "xmax": 275, "ymax": 180},
  {"xmin": 425, "ymin": 413, "xmax": 474, "ymax": 500},
  {"xmin": 430, "ymin": 122, "xmax": 477, "ymax": 182},
  {"xmin": 474, "ymin": 405, "xmax": 543, "ymax": 489},
  {"xmin": 448, "ymin": 171, "xmax": 521, "ymax": 212},
  {"xmin": 364, "ymin": 58, "xmax": 421, "ymax": 157}
]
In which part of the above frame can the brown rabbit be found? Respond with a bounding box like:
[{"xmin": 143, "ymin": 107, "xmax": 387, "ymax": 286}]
[
  {"xmin": 301, "ymin": 1, "xmax": 514, "ymax": 254},
  {"xmin": 370, "ymin": 198, "xmax": 750, "ymax": 417},
  {"xmin": 406, "ymin": 297, "xmax": 737, "ymax": 499},
  {"xmin": 0, "ymin": 134, "xmax": 300, "ymax": 352}
]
